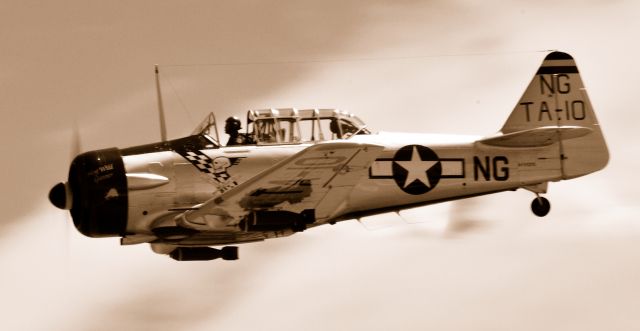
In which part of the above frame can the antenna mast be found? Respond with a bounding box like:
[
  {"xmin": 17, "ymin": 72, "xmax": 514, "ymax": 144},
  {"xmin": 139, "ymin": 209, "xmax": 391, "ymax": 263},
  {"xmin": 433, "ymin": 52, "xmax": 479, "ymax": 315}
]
[{"xmin": 155, "ymin": 64, "xmax": 168, "ymax": 142}]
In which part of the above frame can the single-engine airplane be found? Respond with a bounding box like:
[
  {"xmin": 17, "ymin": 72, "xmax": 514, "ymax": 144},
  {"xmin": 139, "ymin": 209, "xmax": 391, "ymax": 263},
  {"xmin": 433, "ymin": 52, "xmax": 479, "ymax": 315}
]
[{"xmin": 49, "ymin": 52, "xmax": 608, "ymax": 261}]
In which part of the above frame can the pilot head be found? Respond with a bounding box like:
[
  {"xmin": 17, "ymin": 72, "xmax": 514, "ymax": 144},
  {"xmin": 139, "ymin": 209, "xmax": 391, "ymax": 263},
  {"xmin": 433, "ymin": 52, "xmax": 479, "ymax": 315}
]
[
  {"xmin": 329, "ymin": 118, "xmax": 339, "ymax": 134},
  {"xmin": 225, "ymin": 116, "xmax": 242, "ymax": 134}
]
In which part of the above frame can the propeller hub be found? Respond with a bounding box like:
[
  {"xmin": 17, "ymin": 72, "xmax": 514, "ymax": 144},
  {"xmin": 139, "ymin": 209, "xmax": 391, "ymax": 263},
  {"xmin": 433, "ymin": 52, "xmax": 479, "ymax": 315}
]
[{"xmin": 49, "ymin": 182, "xmax": 71, "ymax": 210}]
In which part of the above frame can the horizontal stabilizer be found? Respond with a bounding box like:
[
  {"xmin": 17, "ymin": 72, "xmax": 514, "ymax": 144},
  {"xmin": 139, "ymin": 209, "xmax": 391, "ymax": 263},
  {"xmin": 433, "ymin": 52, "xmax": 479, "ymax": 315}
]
[{"xmin": 479, "ymin": 126, "xmax": 592, "ymax": 147}]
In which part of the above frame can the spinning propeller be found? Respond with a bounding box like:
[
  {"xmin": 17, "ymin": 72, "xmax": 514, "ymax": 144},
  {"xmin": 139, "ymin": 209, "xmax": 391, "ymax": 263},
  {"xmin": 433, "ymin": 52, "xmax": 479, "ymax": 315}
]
[{"xmin": 49, "ymin": 124, "xmax": 81, "ymax": 211}]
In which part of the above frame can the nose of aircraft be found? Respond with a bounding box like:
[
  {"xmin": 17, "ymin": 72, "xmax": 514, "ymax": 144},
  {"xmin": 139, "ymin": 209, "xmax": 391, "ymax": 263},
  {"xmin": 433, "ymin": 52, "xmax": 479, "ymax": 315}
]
[{"xmin": 49, "ymin": 148, "xmax": 129, "ymax": 238}]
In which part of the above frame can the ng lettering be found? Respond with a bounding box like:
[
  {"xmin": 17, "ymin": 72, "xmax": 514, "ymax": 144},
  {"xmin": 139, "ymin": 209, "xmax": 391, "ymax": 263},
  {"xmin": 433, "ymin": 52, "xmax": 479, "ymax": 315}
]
[
  {"xmin": 473, "ymin": 156, "xmax": 509, "ymax": 181},
  {"xmin": 540, "ymin": 74, "xmax": 571, "ymax": 95}
]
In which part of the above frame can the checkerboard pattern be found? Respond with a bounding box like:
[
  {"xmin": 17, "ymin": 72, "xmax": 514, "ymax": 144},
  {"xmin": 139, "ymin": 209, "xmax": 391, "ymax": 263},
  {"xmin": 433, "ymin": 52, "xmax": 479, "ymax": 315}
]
[
  {"xmin": 183, "ymin": 151, "xmax": 216, "ymax": 174},
  {"xmin": 178, "ymin": 150, "xmax": 235, "ymax": 186}
]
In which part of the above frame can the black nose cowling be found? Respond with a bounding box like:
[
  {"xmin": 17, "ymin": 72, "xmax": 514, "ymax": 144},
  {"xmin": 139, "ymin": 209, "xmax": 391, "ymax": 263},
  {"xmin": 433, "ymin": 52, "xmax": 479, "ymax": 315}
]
[{"xmin": 68, "ymin": 148, "xmax": 128, "ymax": 238}]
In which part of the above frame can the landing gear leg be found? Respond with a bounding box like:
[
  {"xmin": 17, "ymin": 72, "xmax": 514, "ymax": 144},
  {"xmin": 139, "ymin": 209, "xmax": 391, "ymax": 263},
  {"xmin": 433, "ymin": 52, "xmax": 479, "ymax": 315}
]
[{"xmin": 531, "ymin": 195, "xmax": 551, "ymax": 217}]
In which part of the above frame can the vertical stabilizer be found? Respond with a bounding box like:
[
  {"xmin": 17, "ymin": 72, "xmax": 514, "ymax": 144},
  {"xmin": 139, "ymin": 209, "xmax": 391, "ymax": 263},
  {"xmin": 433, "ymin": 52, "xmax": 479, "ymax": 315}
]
[{"xmin": 501, "ymin": 51, "xmax": 609, "ymax": 179}]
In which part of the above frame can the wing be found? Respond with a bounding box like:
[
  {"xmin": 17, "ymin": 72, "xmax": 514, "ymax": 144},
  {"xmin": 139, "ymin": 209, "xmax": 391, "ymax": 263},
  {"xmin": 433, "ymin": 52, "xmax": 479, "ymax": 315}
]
[{"xmin": 176, "ymin": 141, "xmax": 384, "ymax": 231}]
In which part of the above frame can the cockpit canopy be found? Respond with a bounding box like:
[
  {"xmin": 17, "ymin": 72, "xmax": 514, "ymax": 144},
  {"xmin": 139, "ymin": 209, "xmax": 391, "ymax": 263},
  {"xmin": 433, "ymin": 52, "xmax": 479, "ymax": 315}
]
[
  {"xmin": 246, "ymin": 108, "xmax": 369, "ymax": 145},
  {"xmin": 193, "ymin": 108, "xmax": 370, "ymax": 146}
]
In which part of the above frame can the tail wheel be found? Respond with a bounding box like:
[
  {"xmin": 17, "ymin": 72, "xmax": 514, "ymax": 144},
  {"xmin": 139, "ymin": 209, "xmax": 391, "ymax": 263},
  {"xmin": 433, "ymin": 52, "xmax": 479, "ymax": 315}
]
[{"xmin": 531, "ymin": 196, "xmax": 551, "ymax": 217}]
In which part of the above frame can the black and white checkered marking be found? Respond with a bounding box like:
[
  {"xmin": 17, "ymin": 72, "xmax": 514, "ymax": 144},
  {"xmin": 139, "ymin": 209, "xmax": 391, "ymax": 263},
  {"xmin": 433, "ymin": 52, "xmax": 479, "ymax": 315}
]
[
  {"xmin": 177, "ymin": 150, "xmax": 239, "ymax": 189},
  {"xmin": 184, "ymin": 151, "xmax": 216, "ymax": 173}
]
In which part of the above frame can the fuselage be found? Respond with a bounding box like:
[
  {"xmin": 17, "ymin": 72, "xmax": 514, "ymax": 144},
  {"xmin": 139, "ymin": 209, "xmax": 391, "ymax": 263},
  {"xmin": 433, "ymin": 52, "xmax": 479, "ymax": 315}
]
[{"xmin": 120, "ymin": 131, "xmax": 561, "ymax": 237}]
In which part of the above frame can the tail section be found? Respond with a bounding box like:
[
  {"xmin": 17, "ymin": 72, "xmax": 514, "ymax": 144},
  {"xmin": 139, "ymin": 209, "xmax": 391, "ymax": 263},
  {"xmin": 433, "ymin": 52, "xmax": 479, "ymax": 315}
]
[{"xmin": 498, "ymin": 51, "xmax": 609, "ymax": 179}]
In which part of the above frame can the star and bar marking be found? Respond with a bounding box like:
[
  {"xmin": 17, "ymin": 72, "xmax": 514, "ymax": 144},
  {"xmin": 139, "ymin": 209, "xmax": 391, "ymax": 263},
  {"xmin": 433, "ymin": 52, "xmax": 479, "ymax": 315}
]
[{"xmin": 369, "ymin": 145, "xmax": 465, "ymax": 195}]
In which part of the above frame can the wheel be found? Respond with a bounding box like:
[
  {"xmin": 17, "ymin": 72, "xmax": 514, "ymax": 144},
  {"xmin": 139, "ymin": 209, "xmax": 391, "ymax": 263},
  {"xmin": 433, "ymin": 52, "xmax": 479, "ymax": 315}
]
[
  {"xmin": 221, "ymin": 246, "xmax": 239, "ymax": 260},
  {"xmin": 531, "ymin": 196, "xmax": 551, "ymax": 217}
]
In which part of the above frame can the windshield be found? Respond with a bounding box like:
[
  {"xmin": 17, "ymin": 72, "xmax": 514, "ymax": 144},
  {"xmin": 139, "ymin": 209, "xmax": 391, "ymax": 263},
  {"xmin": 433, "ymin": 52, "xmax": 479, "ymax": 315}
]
[{"xmin": 191, "ymin": 112, "xmax": 221, "ymax": 144}]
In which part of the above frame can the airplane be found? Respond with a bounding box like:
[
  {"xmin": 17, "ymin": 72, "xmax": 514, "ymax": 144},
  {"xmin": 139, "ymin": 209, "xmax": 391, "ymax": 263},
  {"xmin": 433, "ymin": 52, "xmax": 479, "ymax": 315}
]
[{"xmin": 48, "ymin": 51, "xmax": 608, "ymax": 261}]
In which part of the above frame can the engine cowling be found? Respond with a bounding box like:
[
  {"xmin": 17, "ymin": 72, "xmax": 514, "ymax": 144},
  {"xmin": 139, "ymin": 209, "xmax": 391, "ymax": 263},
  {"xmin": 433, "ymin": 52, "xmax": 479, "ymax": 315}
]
[{"xmin": 66, "ymin": 148, "xmax": 128, "ymax": 237}]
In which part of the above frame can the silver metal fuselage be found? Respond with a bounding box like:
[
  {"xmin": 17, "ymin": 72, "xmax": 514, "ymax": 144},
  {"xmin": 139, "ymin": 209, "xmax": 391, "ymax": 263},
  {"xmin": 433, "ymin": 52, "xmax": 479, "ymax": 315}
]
[{"xmin": 123, "ymin": 131, "xmax": 561, "ymax": 237}]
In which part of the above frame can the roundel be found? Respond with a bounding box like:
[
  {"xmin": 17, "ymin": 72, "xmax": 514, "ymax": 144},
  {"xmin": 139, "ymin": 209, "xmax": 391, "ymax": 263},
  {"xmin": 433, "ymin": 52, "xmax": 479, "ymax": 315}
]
[{"xmin": 392, "ymin": 145, "xmax": 442, "ymax": 195}]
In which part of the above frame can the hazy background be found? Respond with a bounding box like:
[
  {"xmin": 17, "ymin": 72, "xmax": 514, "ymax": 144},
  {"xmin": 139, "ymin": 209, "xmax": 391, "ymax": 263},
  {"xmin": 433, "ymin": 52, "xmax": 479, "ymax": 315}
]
[{"xmin": 2, "ymin": 1, "xmax": 639, "ymax": 330}]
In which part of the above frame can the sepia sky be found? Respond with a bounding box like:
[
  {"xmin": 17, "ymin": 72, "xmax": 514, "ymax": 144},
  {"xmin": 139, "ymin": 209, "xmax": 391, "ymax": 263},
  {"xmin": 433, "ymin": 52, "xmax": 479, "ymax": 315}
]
[{"xmin": 2, "ymin": 1, "xmax": 640, "ymax": 330}]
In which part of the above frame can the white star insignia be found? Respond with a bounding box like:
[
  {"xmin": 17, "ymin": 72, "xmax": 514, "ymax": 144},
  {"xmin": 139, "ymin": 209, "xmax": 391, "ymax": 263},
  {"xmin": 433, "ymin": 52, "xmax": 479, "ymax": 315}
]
[{"xmin": 396, "ymin": 146, "xmax": 439, "ymax": 188}]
